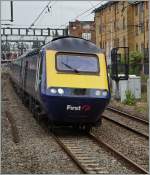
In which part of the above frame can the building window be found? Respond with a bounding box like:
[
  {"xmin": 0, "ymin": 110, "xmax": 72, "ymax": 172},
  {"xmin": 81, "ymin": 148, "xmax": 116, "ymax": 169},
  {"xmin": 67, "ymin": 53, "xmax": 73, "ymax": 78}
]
[
  {"xmin": 116, "ymin": 38, "xmax": 119, "ymax": 47},
  {"xmin": 136, "ymin": 43, "xmax": 138, "ymax": 51},
  {"xmin": 103, "ymin": 41, "xmax": 105, "ymax": 48},
  {"xmin": 109, "ymin": 6, "xmax": 111, "ymax": 11},
  {"xmin": 102, "ymin": 23, "xmax": 105, "ymax": 32},
  {"xmin": 114, "ymin": 38, "xmax": 119, "ymax": 47},
  {"xmin": 146, "ymin": 20, "xmax": 149, "ymax": 31},
  {"xmin": 146, "ymin": 1, "xmax": 148, "ymax": 9},
  {"xmin": 122, "ymin": 1, "xmax": 125, "ymax": 9},
  {"xmin": 82, "ymin": 24, "xmax": 90, "ymax": 30},
  {"xmin": 82, "ymin": 33, "xmax": 91, "ymax": 40},
  {"xmin": 135, "ymin": 26, "xmax": 138, "ymax": 36},
  {"xmin": 114, "ymin": 22, "xmax": 116, "ymax": 31},
  {"xmin": 123, "ymin": 36, "xmax": 126, "ymax": 46},
  {"xmin": 113, "ymin": 39, "xmax": 115, "ymax": 47},
  {"xmin": 140, "ymin": 23, "xmax": 144, "ymax": 33},
  {"xmin": 135, "ymin": 4, "xmax": 138, "ymax": 16},
  {"xmin": 123, "ymin": 17, "xmax": 125, "ymax": 30},
  {"xmin": 100, "ymin": 42, "xmax": 102, "ymax": 48},
  {"xmin": 104, "ymin": 41, "xmax": 106, "ymax": 48},
  {"xmin": 139, "ymin": 2, "xmax": 144, "ymax": 12},
  {"xmin": 116, "ymin": 21, "xmax": 119, "ymax": 30},
  {"xmin": 99, "ymin": 25, "xmax": 101, "ymax": 33},
  {"xmin": 139, "ymin": 4, "xmax": 144, "ymax": 33},
  {"xmin": 116, "ymin": 2, "xmax": 119, "ymax": 13},
  {"xmin": 101, "ymin": 41, "xmax": 103, "ymax": 48},
  {"xmin": 141, "ymin": 43, "xmax": 144, "ymax": 53}
]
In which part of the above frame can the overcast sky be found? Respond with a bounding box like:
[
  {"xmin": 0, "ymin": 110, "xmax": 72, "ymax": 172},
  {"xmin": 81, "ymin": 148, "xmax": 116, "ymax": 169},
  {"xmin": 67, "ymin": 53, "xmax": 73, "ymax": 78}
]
[{"xmin": 1, "ymin": 1, "xmax": 106, "ymax": 28}]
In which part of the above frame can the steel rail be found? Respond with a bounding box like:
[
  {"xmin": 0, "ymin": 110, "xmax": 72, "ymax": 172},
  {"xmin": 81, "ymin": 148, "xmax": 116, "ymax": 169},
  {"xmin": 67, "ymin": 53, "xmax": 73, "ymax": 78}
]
[
  {"xmin": 52, "ymin": 129, "xmax": 148, "ymax": 174},
  {"xmin": 102, "ymin": 114, "xmax": 149, "ymax": 139},
  {"xmin": 51, "ymin": 132, "xmax": 88, "ymax": 174},
  {"xmin": 88, "ymin": 133, "xmax": 148, "ymax": 174},
  {"xmin": 107, "ymin": 106, "xmax": 149, "ymax": 124}
]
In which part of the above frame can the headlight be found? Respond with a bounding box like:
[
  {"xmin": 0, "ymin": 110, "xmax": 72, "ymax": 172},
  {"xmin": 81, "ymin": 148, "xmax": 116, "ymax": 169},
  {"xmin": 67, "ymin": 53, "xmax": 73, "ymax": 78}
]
[
  {"xmin": 58, "ymin": 88, "xmax": 64, "ymax": 95},
  {"xmin": 95, "ymin": 90, "xmax": 101, "ymax": 96},
  {"xmin": 102, "ymin": 90, "xmax": 108, "ymax": 97},
  {"xmin": 50, "ymin": 88, "xmax": 57, "ymax": 94}
]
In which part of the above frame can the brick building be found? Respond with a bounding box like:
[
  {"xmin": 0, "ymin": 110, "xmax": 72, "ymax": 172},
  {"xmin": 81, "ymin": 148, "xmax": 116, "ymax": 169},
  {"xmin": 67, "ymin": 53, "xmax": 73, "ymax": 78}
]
[
  {"xmin": 68, "ymin": 20, "xmax": 96, "ymax": 43},
  {"xmin": 94, "ymin": 1, "xmax": 149, "ymax": 65}
]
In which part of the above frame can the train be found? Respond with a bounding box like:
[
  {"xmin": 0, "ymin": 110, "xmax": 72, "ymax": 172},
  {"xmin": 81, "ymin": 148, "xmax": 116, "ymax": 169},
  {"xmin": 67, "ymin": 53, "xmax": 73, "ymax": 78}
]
[{"xmin": 9, "ymin": 36, "xmax": 111, "ymax": 131}]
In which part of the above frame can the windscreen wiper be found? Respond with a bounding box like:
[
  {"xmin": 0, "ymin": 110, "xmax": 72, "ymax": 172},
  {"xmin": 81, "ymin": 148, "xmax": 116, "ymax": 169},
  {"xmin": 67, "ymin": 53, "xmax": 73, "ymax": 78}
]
[{"xmin": 61, "ymin": 62, "xmax": 79, "ymax": 73}]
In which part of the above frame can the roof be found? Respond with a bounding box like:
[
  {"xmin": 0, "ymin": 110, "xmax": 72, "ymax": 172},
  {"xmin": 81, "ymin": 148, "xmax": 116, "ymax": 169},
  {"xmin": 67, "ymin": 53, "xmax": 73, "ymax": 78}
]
[
  {"xmin": 128, "ymin": 1, "xmax": 141, "ymax": 5},
  {"xmin": 93, "ymin": 1, "xmax": 117, "ymax": 13},
  {"xmin": 43, "ymin": 36, "xmax": 102, "ymax": 54},
  {"xmin": 93, "ymin": 1, "xmax": 142, "ymax": 13},
  {"xmin": 69, "ymin": 20, "xmax": 94, "ymax": 25}
]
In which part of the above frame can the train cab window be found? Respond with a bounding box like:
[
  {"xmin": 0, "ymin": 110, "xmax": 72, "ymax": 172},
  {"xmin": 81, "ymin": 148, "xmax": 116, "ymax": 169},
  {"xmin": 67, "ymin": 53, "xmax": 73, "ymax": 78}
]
[{"xmin": 56, "ymin": 53, "xmax": 99, "ymax": 74}]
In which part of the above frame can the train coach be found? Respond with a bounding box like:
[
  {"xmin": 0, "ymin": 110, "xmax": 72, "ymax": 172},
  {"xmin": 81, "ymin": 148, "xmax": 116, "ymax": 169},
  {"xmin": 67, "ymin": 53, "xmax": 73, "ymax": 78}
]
[{"xmin": 9, "ymin": 36, "xmax": 111, "ymax": 131}]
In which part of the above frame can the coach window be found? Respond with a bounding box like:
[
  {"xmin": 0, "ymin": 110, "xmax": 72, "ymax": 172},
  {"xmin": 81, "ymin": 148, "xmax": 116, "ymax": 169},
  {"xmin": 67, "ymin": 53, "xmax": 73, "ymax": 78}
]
[{"xmin": 39, "ymin": 58, "xmax": 43, "ymax": 84}]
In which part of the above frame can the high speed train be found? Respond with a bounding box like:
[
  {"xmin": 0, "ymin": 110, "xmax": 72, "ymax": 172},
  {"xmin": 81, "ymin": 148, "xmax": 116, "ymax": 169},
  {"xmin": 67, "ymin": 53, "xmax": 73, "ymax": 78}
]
[{"xmin": 9, "ymin": 36, "xmax": 110, "ymax": 131}]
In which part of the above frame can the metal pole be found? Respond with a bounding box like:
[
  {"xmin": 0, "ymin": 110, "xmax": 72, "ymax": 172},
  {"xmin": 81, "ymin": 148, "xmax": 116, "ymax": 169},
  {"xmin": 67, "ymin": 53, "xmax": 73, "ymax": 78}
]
[
  {"xmin": 10, "ymin": 1, "xmax": 13, "ymax": 22},
  {"xmin": 6, "ymin": 35, "xmax": 8, "ymax": 53},
  {"xmin": 143, "ymin": 2, "xmax": 145, "ymax": 74},
  {"xmin": 115, "ymin": 80, "xmax": 120, "ymax": 100}
]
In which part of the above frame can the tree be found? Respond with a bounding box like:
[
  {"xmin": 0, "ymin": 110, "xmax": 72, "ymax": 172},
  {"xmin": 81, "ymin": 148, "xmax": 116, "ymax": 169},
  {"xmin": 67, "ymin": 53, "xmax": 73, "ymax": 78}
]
[{"xmin": 129, "ymin": 51, "xmax": 144, "ymax": 75}]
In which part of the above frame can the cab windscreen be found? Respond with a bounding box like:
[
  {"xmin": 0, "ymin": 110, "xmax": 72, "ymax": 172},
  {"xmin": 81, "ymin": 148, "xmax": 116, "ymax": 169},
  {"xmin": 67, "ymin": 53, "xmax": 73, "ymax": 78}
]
[{"xmin": 56, "ymin": 53, "xmax": 99, "ymax": 74}]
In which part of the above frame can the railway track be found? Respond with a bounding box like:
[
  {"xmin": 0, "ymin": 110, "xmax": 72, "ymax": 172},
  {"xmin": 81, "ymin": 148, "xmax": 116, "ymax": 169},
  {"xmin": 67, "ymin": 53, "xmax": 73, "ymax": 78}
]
[
  {"xmin": 107, "ymin": 106, "xmax": 149, "ymax": 124},
  {"xmin": 103, "ymin": 106, "xmax": 149, "ymax": 139},
  {"xmin": 51, "ymin": 128, "xmax": 148, "ymax": 174}
]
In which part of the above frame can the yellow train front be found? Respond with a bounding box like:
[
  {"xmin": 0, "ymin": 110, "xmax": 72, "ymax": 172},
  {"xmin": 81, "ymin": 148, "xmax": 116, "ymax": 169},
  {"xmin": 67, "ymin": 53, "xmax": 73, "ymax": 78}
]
[{"xmin": 40, "ymin": 36, "xmax": 111, "ymax": 128}]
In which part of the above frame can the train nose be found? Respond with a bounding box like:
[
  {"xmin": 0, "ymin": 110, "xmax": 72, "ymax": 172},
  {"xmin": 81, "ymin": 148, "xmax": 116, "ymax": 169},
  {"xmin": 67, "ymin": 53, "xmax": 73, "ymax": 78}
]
[{"xmin": 42, "ymin": 95, "xmax": 109, "ymax": 124}]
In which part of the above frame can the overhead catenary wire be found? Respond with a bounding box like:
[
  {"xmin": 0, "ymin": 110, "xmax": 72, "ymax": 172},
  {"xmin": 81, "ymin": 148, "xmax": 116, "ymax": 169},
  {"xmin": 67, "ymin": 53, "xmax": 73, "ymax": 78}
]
[
  {"xmin": 58, "ymin": 1, "xmax": 107, "ymax": 28},
  {"xmin": 34, "ymin": 1, "xmax": 57, "ymax": 27},
  {"xmin": 19, "ymin": 1, "xmax": 53, "ymax": 42},
  {"xmin": 28, "ymin": 1, "xmax": 52, "ymax": 29},
  {"xmin": 69, "ymin": 2, "xmax": 126, "ymax": 23}
]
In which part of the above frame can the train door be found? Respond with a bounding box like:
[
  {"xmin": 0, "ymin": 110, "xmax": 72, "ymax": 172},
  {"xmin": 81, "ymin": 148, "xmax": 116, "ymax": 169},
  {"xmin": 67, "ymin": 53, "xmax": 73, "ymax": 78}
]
[{"xmin": 35, "ymin": 55, "xmax": 42, "ymax": 93}]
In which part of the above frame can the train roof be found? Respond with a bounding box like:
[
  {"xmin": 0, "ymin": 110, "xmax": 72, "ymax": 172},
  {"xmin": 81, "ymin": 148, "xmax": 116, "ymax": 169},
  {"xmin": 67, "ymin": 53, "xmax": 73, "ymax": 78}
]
[{"xmin": 43, "ymin": 36, "xmax": 103, "ymax": 54}]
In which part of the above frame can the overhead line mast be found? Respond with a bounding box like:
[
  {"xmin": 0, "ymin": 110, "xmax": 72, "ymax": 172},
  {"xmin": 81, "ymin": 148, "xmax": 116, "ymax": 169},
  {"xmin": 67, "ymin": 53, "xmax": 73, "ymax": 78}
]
[{"xmin": 10, "ymin": 1, "xmax": 13, "ymax": 22}]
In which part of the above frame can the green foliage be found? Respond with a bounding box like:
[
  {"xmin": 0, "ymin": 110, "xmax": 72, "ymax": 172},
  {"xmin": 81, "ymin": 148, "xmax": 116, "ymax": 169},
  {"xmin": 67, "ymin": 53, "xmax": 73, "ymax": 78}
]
[
  {"xmin": 141, "ymin": 74, "xmax": 149, "ymax": 82},
  {"xmin": 123, "ymin": 90, "xmax": 136, "ymax": 105},
  {"xmin": 129, "ymin": 51, "xmax": 144, "ymax": 64},
  {"xmin": 129, "ymin": 51, "xmax": 144, "ymax": 75}
]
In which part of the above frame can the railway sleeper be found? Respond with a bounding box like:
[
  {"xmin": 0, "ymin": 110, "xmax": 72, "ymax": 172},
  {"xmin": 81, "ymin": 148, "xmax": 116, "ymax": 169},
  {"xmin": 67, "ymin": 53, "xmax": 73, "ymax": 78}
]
[{"xmin": 80, "ymin": 161, "xmax": 99, "ymax": 165}]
